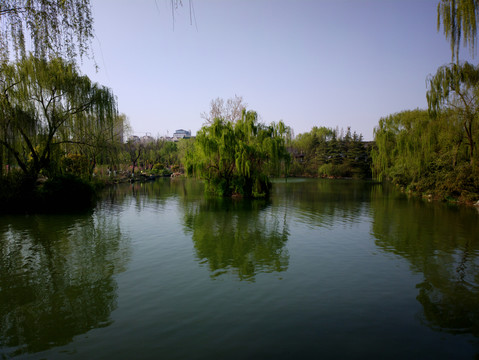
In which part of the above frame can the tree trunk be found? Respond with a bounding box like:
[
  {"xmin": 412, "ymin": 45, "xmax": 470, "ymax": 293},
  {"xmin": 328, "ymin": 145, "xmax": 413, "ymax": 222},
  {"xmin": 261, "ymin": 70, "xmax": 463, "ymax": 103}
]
[{"xmin": 464, "ymin": 119, "xmax": 475, "ymax": 165}]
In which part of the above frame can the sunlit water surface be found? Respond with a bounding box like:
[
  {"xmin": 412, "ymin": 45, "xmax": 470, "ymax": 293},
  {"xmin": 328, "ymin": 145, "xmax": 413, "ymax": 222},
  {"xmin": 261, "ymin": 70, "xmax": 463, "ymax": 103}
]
[{"xmin": 1, "ymin": 178, "xmax": 479, "ymax": 359}]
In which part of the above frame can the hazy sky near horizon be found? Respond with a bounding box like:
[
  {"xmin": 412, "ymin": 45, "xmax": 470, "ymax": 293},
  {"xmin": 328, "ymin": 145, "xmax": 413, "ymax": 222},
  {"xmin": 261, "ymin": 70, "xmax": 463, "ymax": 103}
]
[{"xmin": 80, "ymin": 0, "xmax": 473, "ymax": 140}]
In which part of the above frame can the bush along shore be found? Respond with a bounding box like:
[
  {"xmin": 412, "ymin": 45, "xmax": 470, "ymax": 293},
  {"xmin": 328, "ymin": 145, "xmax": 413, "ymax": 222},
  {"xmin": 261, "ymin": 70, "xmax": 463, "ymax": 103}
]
[
  {"xmin": 0, "ymin": 174, "xmax": 97, "ymax": 214},
  {"xmin": 0, "ymin": 165, "xmax": 179, "ymax": 214}
]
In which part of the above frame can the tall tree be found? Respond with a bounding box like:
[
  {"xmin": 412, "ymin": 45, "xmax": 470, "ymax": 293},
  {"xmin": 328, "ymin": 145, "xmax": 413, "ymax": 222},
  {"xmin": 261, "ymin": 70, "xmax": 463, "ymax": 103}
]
[{"xmin": 0, "ymin": 55, "xmax": 118, "ymax": 179}]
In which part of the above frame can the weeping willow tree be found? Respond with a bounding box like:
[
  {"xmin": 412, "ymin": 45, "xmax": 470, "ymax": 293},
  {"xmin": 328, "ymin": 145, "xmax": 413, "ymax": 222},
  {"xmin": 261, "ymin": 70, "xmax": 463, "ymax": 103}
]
[
  {"xmin": 0, "ymin": 55, "xmax": 118, "ymax": 180},
  {"xmin": 427, "ymin": 61, "xmax": 479, "ymax": 164},
  {"xmin": 184, "ymin": 109, "xmax": 291, "ymax": 198},
  {"xmin": 372, "ymin": 110, "xmax": 436, "ymax": 184},
  {"xmin": 437, "ymin": 0, "xmax": 479, "ymax": 62},
  {"xmin": 434, "ymin": 1, "xmax": 479, "ymax": 168},
  {"xmin": 372, "ymin": 109, "xmax": 479, "ymax": 200}
]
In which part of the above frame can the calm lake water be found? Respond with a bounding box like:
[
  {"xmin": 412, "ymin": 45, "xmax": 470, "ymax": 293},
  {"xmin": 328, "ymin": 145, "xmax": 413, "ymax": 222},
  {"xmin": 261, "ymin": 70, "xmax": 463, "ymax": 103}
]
[{"xmin": 1, "ymin": 178, "xmax": 479, "ymax": 359}]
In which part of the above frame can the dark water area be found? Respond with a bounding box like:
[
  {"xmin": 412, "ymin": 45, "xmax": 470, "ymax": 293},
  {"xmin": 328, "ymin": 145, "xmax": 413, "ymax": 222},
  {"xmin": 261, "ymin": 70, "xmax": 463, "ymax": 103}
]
[{"xmin": 1, "ymin": 178, "xmax": 478, "ymax": 359}]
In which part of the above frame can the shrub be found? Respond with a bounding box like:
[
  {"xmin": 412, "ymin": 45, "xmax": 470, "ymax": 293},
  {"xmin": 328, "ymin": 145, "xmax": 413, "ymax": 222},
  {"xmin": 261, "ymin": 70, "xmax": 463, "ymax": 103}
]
[{"xmin": 38, "ymin": 174, "xmax": 96, "ymax": 212}]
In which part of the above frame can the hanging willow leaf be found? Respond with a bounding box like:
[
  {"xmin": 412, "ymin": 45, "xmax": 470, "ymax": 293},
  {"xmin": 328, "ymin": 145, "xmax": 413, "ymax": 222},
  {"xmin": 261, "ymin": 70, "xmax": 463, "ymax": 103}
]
[
  {"xmin": 0, "ymin": 0, "xmax": 95, "ymax": 62},
  {"xmin": 437, "ymin": 0, "xmax": 479, "ymax": 62}
]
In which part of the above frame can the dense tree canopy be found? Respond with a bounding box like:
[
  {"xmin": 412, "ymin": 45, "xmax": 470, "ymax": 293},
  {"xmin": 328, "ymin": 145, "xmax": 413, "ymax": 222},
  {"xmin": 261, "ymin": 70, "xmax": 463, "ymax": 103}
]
[
  {"xmin": 184, "ymin": 109, "xmax": 291, "ymax": 198},
  {"xmin": 371, "ymin": 109, "xmax": 479, "ymax": 201},
  {"xmin": 427, "ymin": 61, "xmax": 479, "ymax": 163},
  {"xmin": 289, "ymin": 126, "xmax": 371, "ymax": 178},
  {"xmin": 0, "ymin": 55, "xmax": 119, "ymax": 179}
]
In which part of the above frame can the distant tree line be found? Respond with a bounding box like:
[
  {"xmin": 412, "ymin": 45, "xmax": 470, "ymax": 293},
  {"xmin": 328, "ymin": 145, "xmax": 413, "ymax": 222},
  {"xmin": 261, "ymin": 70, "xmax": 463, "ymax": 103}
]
[{"xmin": 288, "ymin": 126, "xmax": 372, "ymax": 179}]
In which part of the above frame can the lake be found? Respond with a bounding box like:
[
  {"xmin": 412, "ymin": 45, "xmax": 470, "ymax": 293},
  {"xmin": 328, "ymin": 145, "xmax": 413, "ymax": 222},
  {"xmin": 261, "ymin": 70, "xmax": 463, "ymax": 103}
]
[{"xmin": 1, "ymin": 178, "xmax": 478, "ymax": 359}]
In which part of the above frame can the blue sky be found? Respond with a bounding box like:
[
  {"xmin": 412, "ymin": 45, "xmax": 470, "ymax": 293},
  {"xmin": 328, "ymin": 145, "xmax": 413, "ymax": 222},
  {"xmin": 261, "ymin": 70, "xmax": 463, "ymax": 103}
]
[{"xmin": 81, "ymin": 0, "xmax": 472, "ymax": 140}]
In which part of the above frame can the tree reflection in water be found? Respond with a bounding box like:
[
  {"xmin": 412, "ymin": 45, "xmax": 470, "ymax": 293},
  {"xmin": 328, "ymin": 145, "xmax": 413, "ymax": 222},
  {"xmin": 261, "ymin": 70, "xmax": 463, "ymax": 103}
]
[
  {"xmin": 183, "ymin": 198, "xmax": 289, "ymax": 281},
  {"xmin": 0, "ymin": 212, "xmax": 131, "ymax": 357},
  {"xmin": 370, "ymin": 185, "xmax": 479, "ymax": 337},
  {"xmin": 271, "ymin": 178, "xmax": 374, "ymax": 228}
]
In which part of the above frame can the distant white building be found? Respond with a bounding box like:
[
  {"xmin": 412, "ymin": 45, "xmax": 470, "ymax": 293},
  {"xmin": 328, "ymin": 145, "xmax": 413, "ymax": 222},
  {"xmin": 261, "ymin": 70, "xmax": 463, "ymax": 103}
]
[{"xmin": 172, "ymin": 129, "xmax": 191, "ymax": 140}]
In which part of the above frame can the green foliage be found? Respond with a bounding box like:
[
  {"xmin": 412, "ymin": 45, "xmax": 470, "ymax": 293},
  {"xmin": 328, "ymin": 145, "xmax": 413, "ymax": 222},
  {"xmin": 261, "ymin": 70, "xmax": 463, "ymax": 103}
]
[
  {"xmin": 437, "ymin": 0, "xmax": 479, "ymax": 62},
  {"xmin": 371, "ymin": 109, "xmax": 479, "ymax": 201},
  {"xmin": 372, "ymin": 109, "xmax": 432, "ymax": 183},
  {"xmin": 151, "ymin": 166, "xmax": 172, "ymax": 177},
  {"xmin": 0, "ymin": 0, "xmax": 94, "ymax": 62},
  {"xmin": 0, "ymin": 55, "xmax": 122, "ymax": 213},
  {"xmin": 141, "ymin": 139, "xmax": 178, "ymax": 168},
  {"xmin": 62, "ymin": 153, "xmax": 90, "ymax": 177},
  {"xmin": 124, "ymin": 139, "xmax": 180, "ymax": 176},
  {"xmin": 184, "ymin": 109, "xmax": 291, "ymax": 198},
  {"xmin": 427, "ymin": 62, "xmax": 479, "ymax": 163},
  {"xmin": 290, "ymin": 126, "xmax": 371, "ymax": 178},
  {"xmin": 0, "ymin": 55, "xmax": 119, "ymax": 179},
  {"xmin": 151, "ymin": 163, "xmax": 165, "ymax": 174}
]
